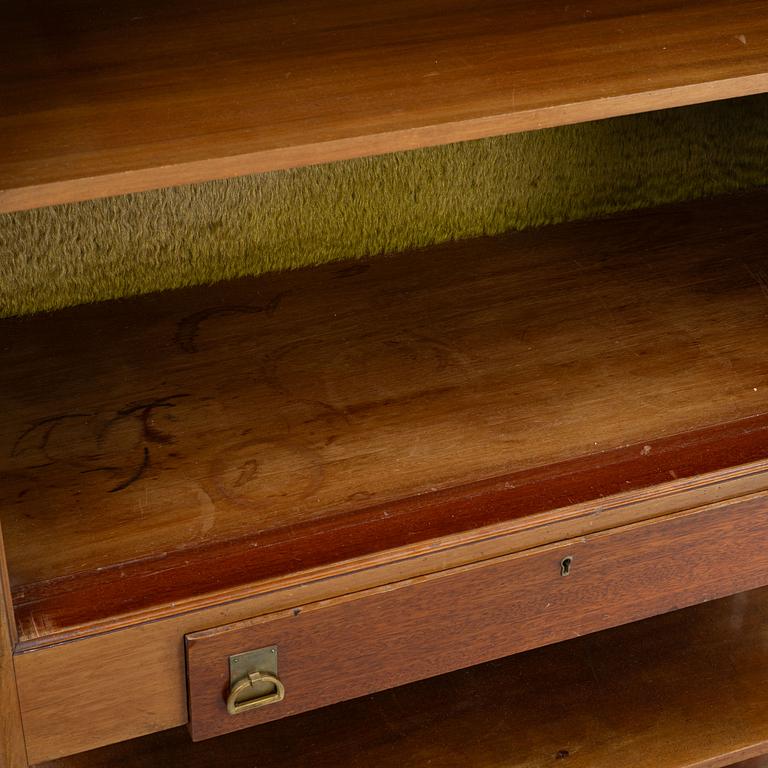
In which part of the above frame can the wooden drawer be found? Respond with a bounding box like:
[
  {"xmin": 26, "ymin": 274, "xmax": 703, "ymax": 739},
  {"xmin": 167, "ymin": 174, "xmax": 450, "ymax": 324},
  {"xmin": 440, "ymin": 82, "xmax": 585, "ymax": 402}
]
[
  {"xmin": 40, "ymin": 589, "xmax": 768, "ymax": 767},
  {"xmin": 186, "ymin": 492, "xmax": 768, "ymax": 740}
]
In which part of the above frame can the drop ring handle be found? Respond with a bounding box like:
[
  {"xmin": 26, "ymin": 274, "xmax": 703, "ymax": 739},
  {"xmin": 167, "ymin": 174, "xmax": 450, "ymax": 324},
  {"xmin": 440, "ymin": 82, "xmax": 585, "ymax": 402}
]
[{"xmin": 226, "ymin": 671, "xmax": 285, "ymax": 715}]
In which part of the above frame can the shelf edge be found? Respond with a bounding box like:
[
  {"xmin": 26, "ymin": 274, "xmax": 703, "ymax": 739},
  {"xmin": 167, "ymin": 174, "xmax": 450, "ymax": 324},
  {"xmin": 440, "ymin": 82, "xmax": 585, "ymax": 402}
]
[{"xmin": 3, "ymin": 73, "xmax": 768, "ymax": 214}]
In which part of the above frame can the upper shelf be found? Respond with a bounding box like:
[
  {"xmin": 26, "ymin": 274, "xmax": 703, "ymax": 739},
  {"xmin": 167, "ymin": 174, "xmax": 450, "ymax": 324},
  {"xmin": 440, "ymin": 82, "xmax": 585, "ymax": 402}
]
[{"xmin": 2, "ymin": 0, "xmax": 768, "ymax": 212}]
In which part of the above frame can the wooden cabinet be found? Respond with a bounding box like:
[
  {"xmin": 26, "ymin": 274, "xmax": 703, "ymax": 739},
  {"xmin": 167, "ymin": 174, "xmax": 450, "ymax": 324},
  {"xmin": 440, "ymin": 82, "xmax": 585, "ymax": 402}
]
[
  {"xmin": 186, "ymin": 496, "xmax": 768, "ymax": 741},
  {"xmin": 2, "ymin": 1, "xmax": 768, "ymax": 766},
  {"xmin": 39, "ymin": 589, "xmax": 768, "ymax": 767},
  {"xmin": 3, "ymin": 0, "xmax": 768, "ymax": 212}
]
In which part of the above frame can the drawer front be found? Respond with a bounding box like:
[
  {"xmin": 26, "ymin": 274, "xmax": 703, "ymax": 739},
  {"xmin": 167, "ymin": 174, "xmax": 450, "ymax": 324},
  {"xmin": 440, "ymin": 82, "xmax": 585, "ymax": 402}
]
[{"xmin": 186, "ymin": 493, "xmax": 768, "ymax": 740}]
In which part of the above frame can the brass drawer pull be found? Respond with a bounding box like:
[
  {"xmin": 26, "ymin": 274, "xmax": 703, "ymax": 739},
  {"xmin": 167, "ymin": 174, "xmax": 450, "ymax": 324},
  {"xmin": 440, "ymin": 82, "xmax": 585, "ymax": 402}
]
[{"xmin": 227, "ymin": 671, "xmax": 285, "ymax": 715}]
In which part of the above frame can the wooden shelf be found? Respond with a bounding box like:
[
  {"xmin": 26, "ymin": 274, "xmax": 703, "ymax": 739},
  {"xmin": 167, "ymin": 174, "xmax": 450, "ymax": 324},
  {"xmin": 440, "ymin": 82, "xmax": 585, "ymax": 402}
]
[
  {"xmin": 2, "ymin": 0, "xmax": 768, "ymax": 212},
  {"xmin": 39, "ymin": 588, "xmax": 768, "ymax": 768},
  {"xmin": 4, "ymin": 190, "xmax": 768, "ymax": 649}
]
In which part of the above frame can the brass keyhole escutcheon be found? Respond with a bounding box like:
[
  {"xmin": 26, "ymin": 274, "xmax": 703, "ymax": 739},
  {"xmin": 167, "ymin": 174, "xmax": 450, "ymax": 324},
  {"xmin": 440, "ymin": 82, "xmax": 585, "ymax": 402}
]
[{"xmin": 560, "ymin": 556, "xmax": 573, "ymax": 577}]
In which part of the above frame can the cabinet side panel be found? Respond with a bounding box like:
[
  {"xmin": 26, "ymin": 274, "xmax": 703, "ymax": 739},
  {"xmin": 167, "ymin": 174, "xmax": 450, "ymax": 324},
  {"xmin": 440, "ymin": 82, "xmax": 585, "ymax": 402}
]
[{"xmin": 0, "ymin": 523, "xmax": 27, "ymax": 768}]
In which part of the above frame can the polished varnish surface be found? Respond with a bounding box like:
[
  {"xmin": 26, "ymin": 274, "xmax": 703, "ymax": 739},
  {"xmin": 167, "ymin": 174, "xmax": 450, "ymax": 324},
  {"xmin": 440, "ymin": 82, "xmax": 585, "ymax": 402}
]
[
  {"xmin": 4, "ymin": 191, "xmax": 768, "ymax": 643},
  {"xmin": 42, "ymin": 588, "xmax": 768, "ymax": 768},
  {"xmin": 186, "ymin": 496, "xmax": 768, "ymax": 740},
  {"xmin": 2, "ymin": 0, "xmax": 768, "ymax": 210},
  {"xmin": 0, "ymin": 526, "xmax": 26, "ymax": 768}
]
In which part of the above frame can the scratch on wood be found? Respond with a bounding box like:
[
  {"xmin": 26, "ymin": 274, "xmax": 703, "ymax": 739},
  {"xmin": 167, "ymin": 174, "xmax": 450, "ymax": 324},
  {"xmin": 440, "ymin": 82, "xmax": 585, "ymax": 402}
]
[
  {"xmin": 744, "ymin": 262, "xmax": 768, "ymax": 303},
  {"xmin": 175, "ymin": 295, "xmax": 285, "ymax": 353},
  {"xmin": 334, "ymin": 263, "xmax": 370, "ymax": 278},
  {"xmin": 81, "ymin": 447, "xmax": 150, "ymax": 493},
  {"xmin": 98, "ymin": 394, "xmax": 190, "ymax": 446},
  {"xmin": 11, "ymin": 413, "xmax": 93, "ymax": 457},
  {"xmin": 109, "ymin": 447, "xmax": 150, "ymax": 493}
]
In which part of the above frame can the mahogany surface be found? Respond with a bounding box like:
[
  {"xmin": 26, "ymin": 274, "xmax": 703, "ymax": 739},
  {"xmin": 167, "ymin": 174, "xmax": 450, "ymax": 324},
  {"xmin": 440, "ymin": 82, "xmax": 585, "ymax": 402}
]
[
  {"xmin": 2, "ymin": 0, "xmax": 768, "ymax": 211},
  {"xmin": 0, "ymin": 523, "xmax": 27, "ymax": 768},
  {"xmin": 42, "ymin": 588, "xmax": 768, "ymax": 768},
  {"xmin": 4, "ymin": 190, "xmax": 768, "ymax": 644},
  {"xmin": 186, "ymin": 495, "xmax": 768, "ymax": 740},
  {"xmin": 5, "ymin": 4, "xmax": 768, "ymax": 762}
]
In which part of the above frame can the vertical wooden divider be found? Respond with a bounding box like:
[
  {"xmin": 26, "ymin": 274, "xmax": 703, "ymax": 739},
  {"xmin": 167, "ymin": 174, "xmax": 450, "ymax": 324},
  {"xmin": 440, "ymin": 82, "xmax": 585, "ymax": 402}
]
[{"xmin": 1, "ymin": 523, "xmax": 28, "ymax": 768}]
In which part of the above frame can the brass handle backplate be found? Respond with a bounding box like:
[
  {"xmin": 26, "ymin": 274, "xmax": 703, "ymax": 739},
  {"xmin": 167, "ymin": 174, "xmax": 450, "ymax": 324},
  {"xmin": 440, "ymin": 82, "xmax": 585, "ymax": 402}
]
[
  {"xmin": 226, "ymin": 645, "xmax": 284, "ymax": 715},
  {"xmin": 227, "ymin": 670, "xmax": 285, "ymax": 715}
]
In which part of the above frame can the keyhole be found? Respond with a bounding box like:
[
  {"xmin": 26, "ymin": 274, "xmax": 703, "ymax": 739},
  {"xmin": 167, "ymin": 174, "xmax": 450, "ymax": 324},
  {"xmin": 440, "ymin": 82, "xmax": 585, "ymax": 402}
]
[{"xmin": 560, "ymin": 556, "xmax": 573, "ymax": 577}]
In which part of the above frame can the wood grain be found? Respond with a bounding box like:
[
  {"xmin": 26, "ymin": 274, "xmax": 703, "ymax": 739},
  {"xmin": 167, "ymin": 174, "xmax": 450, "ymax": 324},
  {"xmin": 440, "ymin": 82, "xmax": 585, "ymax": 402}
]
[
  {"xmin": 186, "ymin": 494, "xmax": 768, "ymax": 740},
  {"xmin": 5, "ymin": 191, "xmax": 768, "ymax": 644},
  {"xmin": 0, "ymin": 524, "xmax": 27, "ymax": 768},
  {"xmin": 14, "ymin": 416, "xmax": 768, "ymax": 648},
  {"xmin": 2, "ymin": 0, "xmax": 768, "ymax": 211},
  {"xmin": 15, "ymin": 465, "xmax": 768, "ymax": 763},
  {"xmin": 41, "ymin": 588, "xmax": 768, "ymax": 768}
]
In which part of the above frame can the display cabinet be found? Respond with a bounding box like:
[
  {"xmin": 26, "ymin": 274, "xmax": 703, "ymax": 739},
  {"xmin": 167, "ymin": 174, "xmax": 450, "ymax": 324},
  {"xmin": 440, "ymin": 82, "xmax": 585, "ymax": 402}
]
[{"xmin": 2, "ymin": 1, "xmax": 768, "ymax": 765}]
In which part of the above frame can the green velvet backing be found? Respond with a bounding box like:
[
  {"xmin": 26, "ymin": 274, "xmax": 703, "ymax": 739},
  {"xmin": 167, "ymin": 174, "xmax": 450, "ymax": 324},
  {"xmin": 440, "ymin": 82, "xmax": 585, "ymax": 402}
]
[{"xmin": 2, "ymin": 95, "xmax": 767, "ymax": 317}]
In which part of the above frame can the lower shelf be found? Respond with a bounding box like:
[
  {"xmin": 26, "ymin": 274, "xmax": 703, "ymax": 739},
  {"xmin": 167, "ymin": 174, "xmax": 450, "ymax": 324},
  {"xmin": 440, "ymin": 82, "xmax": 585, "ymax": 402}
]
[
  {"xmin": 6, "ymin": 189, "xmax": 768, "ymax": 651},
  {"xmin": 41, "ymin": 587, "xmax": 768, "ymax": 768}
]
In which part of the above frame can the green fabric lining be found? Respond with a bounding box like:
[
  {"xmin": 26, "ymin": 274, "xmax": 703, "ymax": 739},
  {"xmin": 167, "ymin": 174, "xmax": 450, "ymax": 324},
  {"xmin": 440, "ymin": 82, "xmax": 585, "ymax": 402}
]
[{"xmin": 2, "ymin": 94, "xmax": 767, "ymax": 318}]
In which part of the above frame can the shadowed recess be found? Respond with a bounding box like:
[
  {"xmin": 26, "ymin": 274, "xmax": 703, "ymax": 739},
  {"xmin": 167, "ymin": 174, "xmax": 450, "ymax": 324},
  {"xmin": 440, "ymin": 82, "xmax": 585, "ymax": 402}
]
[{"xmin": 2, "ymin": 94, "xmax": 768, "ymax": 318}]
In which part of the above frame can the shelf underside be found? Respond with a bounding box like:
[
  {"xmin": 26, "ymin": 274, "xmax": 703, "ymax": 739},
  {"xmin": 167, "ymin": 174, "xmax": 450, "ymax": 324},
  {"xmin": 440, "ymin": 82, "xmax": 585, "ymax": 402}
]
[
  {"xmin": 40, "ymin": 588, "xmax": 768, "ymax": 768},
  {"xmin": 2, "ymin": 0, "xmax": 768, "ymax": 211},
  {"xmin": 4, "ymin": 190, "xmax": 768, "ymax": 644}
]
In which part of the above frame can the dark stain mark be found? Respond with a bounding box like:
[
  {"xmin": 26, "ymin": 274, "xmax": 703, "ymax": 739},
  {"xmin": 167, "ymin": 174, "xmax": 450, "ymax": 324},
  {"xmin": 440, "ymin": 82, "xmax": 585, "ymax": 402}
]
[
  {"xmin": 98, "ymin": 394, "xmax": 189, "ymax": 447},
  {"xmin": 108, "ymin": 447, "xmax": 150, "ymax": 493},
  {"xmin": 232, "ymin": 459, "xmax": 260, "ymax": 488},
  {"xmin": 175, "ymin": 295, "xmax": 285, "ymax": 353},
  {"xmin": 297, "ymin": 399, "xmax": 351, "ymax": 426},
  {"xmin": 556, "ymin": 750, "xmax": 570, "ymax": 760},
  {"xmin": 91, "ymin": 396, "xmax": 188, "ymax": 493},
  {"xmin": 343, "ymin": 386, "xmax": 455, "ymax": 416},
  {"xmin": 15, "ymin": 395, "xmax": 188, "ymax": 500},
  {"xmin": 334, "ymin": 263, "xmax": 370, "ymax": 278},
  {"xmin": 210, "ymin": 439, "xmax": 325, "ymax": 510},
  {"xmin": 11, "ymin": 413, "xmax": 93, "ymax": 457},
  {"xmin": 263, "ymin": 293, "xmax": 284, "ymax": 316},
  {"xmin": 80, "ymin": 465, "xmax": 122, "ymax": 475}
]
